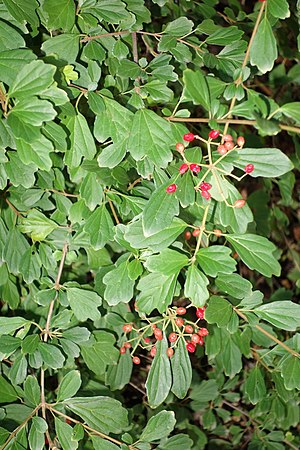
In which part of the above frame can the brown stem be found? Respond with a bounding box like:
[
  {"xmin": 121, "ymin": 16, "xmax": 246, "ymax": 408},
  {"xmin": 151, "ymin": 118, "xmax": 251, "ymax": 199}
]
[
  {"xmin": 47, "ymin": 188, "xmax": 79, "ymax": 198},
  {"xmin": 127, "ymin": 177, "xmax": 143, "ymax": 191},
  {"xmin": 5, "ymin": 198, "xmax": 24, "ymax": 218},
  {"xmin": 107, "ymin": 197, "xmax": 120, "ymax": 224},
  {"xmin": 0, "ymin": 84, "xmax": 7, "ymax": 113},
  {"xmin": 0, "ymin": 405, "xmax": 41, "ymax": 450}
]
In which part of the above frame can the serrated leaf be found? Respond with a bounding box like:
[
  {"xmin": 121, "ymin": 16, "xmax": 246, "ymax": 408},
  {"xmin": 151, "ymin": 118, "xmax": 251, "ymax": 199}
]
[
  {"xmin": 16, "ymin": 136, "xmax": 53, "ymax": 171},
  {"xmin": 57, "ymin": 370, "xmax": 81, "ymax": 402},
  {"xmin": 171, "ymin": 338, "xmax": 192, "ymax": 399},
  {"xmin": 145, "ymin": 335, "xmax": 172, "ymax": 408},
  {"xmin": 85, "ymin": 0, "xmax": 131, "ymax": 23},
  {"xmin": 9, "ymin": 97, "xmax": 56, "ymax": 126},
  {"xmin": 43, "ymin": 0, "xmax": 76, "ymax": 32},
  {"xmin": 79, "ymin": 173, "xmax": 103, "ymax": 211},
  {"xmin": 182, "ymin": 69, "xmax": 210, "ymax": 110},
  {"xmin": 65, "ymin": 113, "xmax": 97, "ymax": 168},
  {"xmin": 140, "ymin": 411, "xmax": 176, "ymax": 442},
  {"xmin": 144, "ymin": 249, "xmax": 189, "ymax": 275},
  {"xmin": 0, "ymin": 19, "xmax": 25, "ymax": 51},
  {"xmin": 205, "ymin": 296, "xmax": 233, "ymax": 327},
  {"xmin": 190, "ymin": 379, "xmax": 219, "ymax": 402},
  {"xmin": 19, "ymin": 248, "xmax": 41, "ymax": 284},
  {"xmin": 8, "ymin": 60, "xmax": 56, "ymax": 98},
  {"xmin": 226, "ymin": 234, "xmax": 281, "ymax": 277},
  {"xmin": 41, "ymin": 34, "xmax": 80, "ymax": 64},
  {"xmin": 84, "ymin": 205, "xmax": 115, "ymax": 250},
  {"xmin": 66, "ymin": 288, "xmax": 102, "ymax": 322},
  {"xmin": 245, "ymin": 366, "xmax": 266, "ymax": 404},
  {"xmin": 233, "ymin": 148, "xmax": 293, "ymax": 177},
  {"xmin": 254, "ymin": 301, "xmax": 300, "ymax": 331},
  {"xmin": 4, "ymin": 228, "xmax": 30, "ymax": 273},
  {"xmin": 3, "ymin": 0, "xmax": 39, "ymax": 27},
  {"xmin": 137, "ymin": 272, "xmax": 177, "ymax": 314},
  {"xmin": 103, "ymin": 261, "xmax": 135, "ymax": 305},
  {"xmin": 250, "ymin": 17, "xmax": 277, "ymax": 74},
  {"xmin": 19, "ymin": 209, "xmax": 58, "ymax": 241},
  {"xmin": 196, "ymin": 246, "xmax": 237, "ymax": 277},
  {"xmin": 184, "ymin": 265, "xmax": 209, "ymax": 307}
]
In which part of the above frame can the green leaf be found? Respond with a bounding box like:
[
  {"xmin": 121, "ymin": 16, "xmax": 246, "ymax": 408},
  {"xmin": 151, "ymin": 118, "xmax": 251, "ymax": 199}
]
[
  {"xmin": 182, "ymin": 69, "xmax": 210, "ymax": 110},
  {"xmin": 66, "ymin": 288, "xmax": 102, "ymax": 322},
  {"xmin": 144, "ymin": 249, "xmax": 188, "ymax": 275},
  {"xmin": 8, "ymin": 60, "xmax": 56, "ymax": 98},
  {"xmin": 216, "ymin": 273, "xmax": 252, "ymax": 299},
  {"xmin": 105, "ymin": 352, "xmax": 133, "ymax": 391},
  {"xmin": 184, "ymin": 265, "xmax": 209, "ymax": 307},
  {"xmin": 91, "ymin": 436, "xmax": 120, "ymax": 450},
  {"xmin": 64, "ymin": 113, "xmax": 97, "ymax": 168},
  {"xmin": 0, "ymin": 20, "xmax": 25, "ymax": 51},
  {"xmin": 19, "ymin": 209, "xmax": 58, "ymax": 241},
  {"xmin": 24, "ymin": 375, "xmax": 40, "ymax": 407},
  {"xmin": 3, "ymin": 0, "xmax": 39, "ymax": 28},
  {"xmin": 171, "ymin": 338, "xmax": 192, "ymax": 399},
  {"xmin": 269, "ymin": 0, "xmax": 290, "ymax": 19},
  {"xmin": 158, "ymin": 434, "xmax": 193, "ymax": 450},
  {"xmin": 0, "ymin": 375, "xmax": 18, "ymax": 403},
  {"xmin": 16, "ymin": 136, "xmax": 53, "ymax": 171},
  {"xmin": 205, "ymin": 296, "xmax": 233, "ymax": 327},
  {"xmin": 9, "ymin": 97, "xmax": 56, "ymax": 126},
  {"xmin": 142, "ymin": 183, "xmax": 179, "ymax": 237},
  {"xmin": 103, "ymin": 261, "xmax": 135, "ymax": 306},
  {"xmin": 41, "ymin": 34, "xmax": 80, "ymax": 64},
  {"xmin": 280, "ymin": 103, "xmax": 300, "ymax": 125},
  {"xmin": 4, "ymin": 228, "xmax": 30, "ymax": 274},
  {"xmin": 43, "ymin": 0, "xmax": 76, "ymax": 32},
  {"xmin": 9, "ymin": 354, "xmax": 27, "ymax": 385},
  {"xmin": 164, "ymin": 17, "xmax": 193, "ymax": 36},
  {"xmin": 127, "ymin": 109, "xmax": 173, "ymax": 168},
  {"xmin": 79, "ymin": 173, "xmax": 103, "ymax": 211},
  {"xmin": 280, "ymin": 355, "xmax": 300, "ymax": 390},
  {"xmin": 29, "ymin": 417, "xmax": 47, "ymax": 450},
  {"xmin": 0, "ymin": 335, "xmax": 21, "ymax": 356},
  {"xmin": 206, "ymin": 26, "xmax": 243, "ymax": 45},
  {"xmin": 233, "ymin": 148, "xmax": 293, "ymax": 177},
  {"xmin": 190, "ymin": 379, "xmax": 219, "ymax": 403},
  {"xmin": 145, "ymin": 335, "xmax": 172, "ymax": 408},
  {"xmin": 38, "ymin": 343, "xmax": 65, "ymax": 369},
  {"xmin": 140, "ymin": 411, "xmax": 176, "ymax": 442},
  {"xmin": 245, "ymin": 366, "xmax": 266, "ymax": 404},
  {"xmin": 55, "ymin": 418, "xmax": 78, "ymax": 450},
  {"xmin": 57, "ymin": 370, "xmax": 81, "ymax": 402},
  {"xmin": 217, "ymin": 331, "xmax": 242, "ymax": 378},
  {"xmin": 84, "ymin": 0, "xmax": 131, "ymax": 23},
  {"xmin": 64, "ymin": 396, "xmax": 128, "ymax": 434},
  {"xmin": 226, "ymin": 234, "xmax": 281, "ymax": 277},
  {"xmin": 94, "ymin": 96, "xmax": 133, "ymax": 143},
  {"xmin": 81, "ymin": 331, "xmax": 119, "ymax": 376},
  {"xmin": 19, "ymin": 248, "xmax": 41, "ymax": 284},
  {"xmin": 22, "ymin": 335, "xmax": 39, "ymax": 355},
  {"xmin": 137, "ymin": 272, "xmax": 177, "ymax": 314},
  {"xmin": 254, "ymin": 301, "xmax": 300, "ymax": 331},
  {"xmin": 250, "ymin": 17, "xmax": 277, "ymax": 74},
  {"xmin": 196, "ymin": 246, "xmax": 237, "ymax": 277},
  {"xmin": 84, "ymin": 205, "xmax": 114, "ymax": 250},
  {"xmin": 0, "ymin": 317, "xmax": 29, "ymax": 336}
]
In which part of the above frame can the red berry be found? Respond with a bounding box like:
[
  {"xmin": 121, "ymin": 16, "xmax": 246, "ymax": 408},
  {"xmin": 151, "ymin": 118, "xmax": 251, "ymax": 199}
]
[
  {"xmin": 152, "ymin": 324, "xmax": 157, "ymax": 330},
  {"xmin": 198, "ymin": 327, "xmax": 209, "ymax": 337},
  {"xmin": 122, "ymin": 324, "xmax": 132, "ymax": 333},
  {"xmin": 183, "ymin": 133, "xmax": 195, "ymax": 142},
  {"xmin": 190, "ymin": 163, "xmax": 201, "ymax": 173},
  {"xmin": 175, "ymin": 317, "xmax": 184, "ymax": 327},
  {"xmin": 213, "ymin": 229, "xmax": 222, "ymax": 237},
  {"xmin": 154, "ymin": 328, "xmax": 163, "ymax": 340},
  {"xmin": 192, "ymin": 229, "xmax": 200, "ymax": 237},
  {"xmin": 198, "ymin": 336, "xmax": 204, "ymax": 346},
  {"xmin": 223, "ymin": 134, "xmax": 233, "ymax": 142},
  {"xmin": 196, "ymin": 307, "xmax": 206, "ymax": 319},
  {"xmin": 217, "ymin": 144, "xmax": 227, "ymax": 155},
  {"xmin": 185, "ymin": 324, "xmax": 194, "ymax": 334},
  {"xmin": 201, "ymin": 190, "xmax": 211, "ymax": 200},
  {"xmin": 191, "ymin": 333, "xmax": 201, "ymax": 344},
  {"xmin": 224, "ymin": 141, "xmax": 235, "ymax": 151},
  {"xmin": 132, "ymin": 356, "xmax": 140, "ymax": 365},
  {"xmin": 144, "ymin": 337, "xmax": 151, "ymax": 344},
  {"xmin": 177, "ymin": 307, "xmax": 186, "ymax": 316},
  {"xmin": 209, "ymin": 130, "xmax": 220, "ymax": 139},
  {"xmin": 166, "ymin": 184, "xmax": 177, "ymax": 194},
  {"xmin": 184, "ymin": 231, "xmax": 191, "ymax": 240},
  {"xmin": 150, "ymin": 346, "xmax": 157, "ymax": 357},
  {"xmin": 200, "ymin": 182, "xmax": 212, "ymax": 191},
  {"xmin": 237, "ymin": 136, "xmax": 245, "ymax": 147},
  {"xmin": 168, "ymin": 332, "xmax": 177, "ymax": 343},
  {"xmin": 244, "ymin": 164, "xmax": 254, "ymax": 174},
  {"xmin": 120, "ymin": 347, "xmax": 126, "ymax": 354},
  {"xmin": 234, "ymin": 199, "xmax": 246, "ymax": 208},
  {"xmin": 167, "ymin": 348, "xmax": 174, "ymax": 358},
  {"xmin": 179, "ymin": 163, "xmax": 189, "ymax": 174},
  {"xmin": 124, "ymin": 342, "xmax": 131, "ymax": 349},
  {"xmin": 186, "ymin": 342, "xmax": 196, "ymax": 353},
  {"xmin": 176, "ymin": 142, "xmax": 185, "ymax": 152}
]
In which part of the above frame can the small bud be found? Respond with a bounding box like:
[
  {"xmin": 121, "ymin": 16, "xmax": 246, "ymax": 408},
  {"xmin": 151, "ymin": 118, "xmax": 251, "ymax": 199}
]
[
  {"xmin": 237, "ymin": 136, "xmax": 245, "ymax": 147},
  {"xmin": 167, "ymin": 348, "xmax": 174, "ymax": 358},
  {"xmin": 175, "ymin": 317, "xmax": 184, "ymax": 327},
  {"xmin": 150, "ymin": 346, "xmax": 157, "ymax": 357},
  {"xmin": 132, "ymin": 356, "xmax": 140, "ymax": 365},
  {"xmin": 185, "ymin": 324, "xmax": 194, "ymax": 334},
  {"xmin": 184, "ymin": 231, "xmax": 192, "ymax": 240},
  {"xmin": 176, "ymin": 142, "xmax": 185, "ymax": 152},
  {"xmin": 192, "ymin": 229, "xmax": 200, "ymax": 237},
  {"xmin": 186, "ymin": 342, "xmax": 196, "ymax": 353}
]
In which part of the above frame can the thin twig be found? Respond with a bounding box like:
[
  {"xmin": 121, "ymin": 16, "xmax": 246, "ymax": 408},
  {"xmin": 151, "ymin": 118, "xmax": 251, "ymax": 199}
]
[
  {"xmin": 0, "ymin": 405, "xmax": 41, "ymax": 450},
  {"xmin": 127, "ymin": 177, "xmax": 143, "ymax": 191},
  {"xmin": 107, "ymin": 197, "xmax": 120, "ymax": 224}
]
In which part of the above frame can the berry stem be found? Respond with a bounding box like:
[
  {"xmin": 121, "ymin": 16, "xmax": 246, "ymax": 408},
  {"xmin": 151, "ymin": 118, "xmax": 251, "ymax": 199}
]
[{"xmin": 191, "ymin": 204, "xmax": 210, "ymax": 262}]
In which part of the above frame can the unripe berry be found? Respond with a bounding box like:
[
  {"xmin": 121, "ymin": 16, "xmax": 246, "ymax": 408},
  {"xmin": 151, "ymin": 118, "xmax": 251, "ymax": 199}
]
[
  {"xmin": 144, "ymin": 337, "xmax": 151, "ymax": 344},
  {"xmin": 200, "ymin": 182, "xmax": 212, "ymax": 191},
  {"xmin": 209, "ymin": 130, "xmax": 220, "ymax": 139},
  {"xmin": 217, "ymin": 144, "xmax": 227, "ymax": 155},
  {"xmin": 167, "ymin": 348, "xmax": 174, "ymax": 358},
  {"xmin": 120, "ymin": 347, "xmax": 126, "ymax": 354},
  {"xmin": 184, "ymin": 231, "xmax": 191, "ymax": 240},
  {"xmin": 152, "ymin": 324, "xmax": 157, "ymax": 330},
  {"xmin": 168, "ymin": 332, "xmax": 177, "ymax": 343},
  {"xmin": 198, "ymin": 327, "xmax": 209, "ymax": 337},
  {"xmin": 234, "ymin": 199, "xmax": 246, "ymax": 209},
  {"xmin": 166, "ymin": 184, "xmax": 177, "ymax": 194},
  {"xmin": 185, "ymin": 324, "xmax": 194, "ymax": 334},
  {"xmin": 124, "ymin": 342, "xmax": 131, "ymax": 349},
  {"xmin": 175, "ymin": 317, "xmax": 184, "ymax": 327},
  {"xmin": 196, "ymin": 307, "xmax": 206, "ymax": 319},
  {"xmin": 122, "ymin": 324, "xmax": 132, "ymax": 333},
  {"xmin": 191, "ymin": 333, "xmax": 201, "ymax": 344},
  {"xmin": 179, "ymin": 163, "xmax": 189, "ymax": 174},
  {"xmin": 201, "ymin": 190, "xmax": 211, "ymax": 200},
  {"xmin": 190, "ymin": 163, "xmax": 201, "ymax": 173},
  {"xmin": 176, "ymin": 142, "xmax": 185, "ymax": 152},
  {"xmin": 223, "ymin": 134, "xmax": 233, "ymax": 142},
  {"xmin": 192, "ymin": 229, "xmax": 200, "ymax": 237},
  {"xmin": 237, "ymin": 136, "xmax": 245, "ymax": 147},
  {"xmin": 213, "ymin": 229, "xmax": 222, "ymax": 237},
  {"xmin": 244, "ymin": 164, "xmax": 254, "ymax": 174},
  {"xmin": 186, "ymin": 342, "xmax": 196, "ymax": 353},
  {"xmin": 183, "ymin": 133, "xmax": 195, "ymax": 142},
  {"xmin": 177, "ymin": 307, "xmax": 186, "ymax": 316},
  {"xmin": 154, "ymin": 328, "xmax": 163, "ymax": 340},
  {"xmin": 224, "ymin": 141, "xmax": 235, "ymax": 151},
  {"xmin": 132, "ymin": 356, "xmax": 140, "ymax": 365},
  {"xmin": 150, "ymin": 346, "xmax": 157, "ymax": 357}
]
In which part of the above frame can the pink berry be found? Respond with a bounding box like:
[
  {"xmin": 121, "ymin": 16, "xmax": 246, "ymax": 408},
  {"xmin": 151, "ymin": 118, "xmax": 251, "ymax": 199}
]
[
  {"xmin": 209, "ymin": 130, "xmax": 220, "ymax": 139},
  {"xmin": 213, "ymin": 229, "xmax": 222, "ymax": 237},
  {"xmin": 223, "ymin": 134, "xmax": 233, "ymax": 142},
  {"xmin": 132, "ymin": 356, "xmax": 140, "ymax": 365},
  {"xmin": 177, "ymin": 307, "xmax": 186, "ymax": 316},
  {"xmin": 120, "ymin": 347, "xmax": 126, "ymax": 354},
  {"xmin": 198, "ymin": 328, "xmax": 209, "ymax": 337},
  {"xmin": 192, "ymin": 229, "xmax": 200, "ymax": 237},
  {"xmin": 176, "ymin": 142, "xmax": 185, "ymax": 152},
  {"xmin": 200, "ymin": 182, "xmax": 212, "ymax": 191},
  {"xmin": 224, "ymin": 141, "xmax": 235, "ymax": 151},
  {"xmin": 186, "ymin": 342, "xmax": 196, "ymax": 353},
  {"xmin": 217, "ymin": 144, "xmax": 227, "ymax": 155},
  {"xmin": 190, "ymin": 163, "xmax": 201, "ymax": 173},
  {"xmin": 122, "ymin": 324, "xmax": 132, "ymax": 333},
  {"xmin": 244, "ymin": 164, "xmax": 254, "ymax": 174},
  {"xmin": 198, "ymin": 336, "xmax": 204, "ymax": 346},
  {"xmin": 191, "ymin": 334, "xmax": 201, "ymax": 344},
  {"xmin": 234, "ymin": 199, "xmax": 246, "ymax": 208},
  {"xmin": 201, "ymin": 190, "xmax": 211, "ymax": 200},
  {"xmin": 154, "ymin": 328, "xmax": 163, "ymax": 341},
  {"xmin": 124, "ymin": 342, "xmax": 131, "ymax": 349},
  {"xmin": 183, "ymin": 133, "xmax": 195, "ymax": 142},
  {"xmin": 175, "ymin": 317, "xmax": 184, "ymax": 327},
  {"xmin": 185, "ymin": 231, "xmax": 191, "ymax": 240},
  {"xmin": 237, "ymin": 136, "xmax": 245, "ymax": 147},
  {"xmin": 167, "ymin": 348, "xmax": 174, "ymax": 358},
  {"xmin": 144, "ymin": 337, "xmax": 151, "ymax": 344},
  {"xmin": 196, "ymin": 307, "xmax": 206, "ymax": 319},
  {"xmin": 185, "ymin": 324, "xmax": 194, "ymax": 334},
  {"xmin": 150, "ymin": 346, "xmax": 156, "ymax": 357},
  {"xmin": 179, "ymin": 163, "xmax": 189, "ymax": 174},
  {"xmin": 168, "ymin": 332, "xmax": 177, "ymax": 343},
  {"xmin": 166, "ymin": 184, "xmax": 177, "ymax": 194}
]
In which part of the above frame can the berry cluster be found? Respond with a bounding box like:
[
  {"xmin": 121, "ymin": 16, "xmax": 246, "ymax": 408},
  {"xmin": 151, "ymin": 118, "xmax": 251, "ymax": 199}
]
[{"xmin": 119, "ymin": 306, "xmax": 209, "ymax": 364}]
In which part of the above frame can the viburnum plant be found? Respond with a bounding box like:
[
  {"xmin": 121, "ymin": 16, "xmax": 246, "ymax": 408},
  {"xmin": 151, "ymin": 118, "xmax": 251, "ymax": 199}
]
[{"xmin": 0, "ymin": 0, "xmax": 300, "ymax": 449}]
